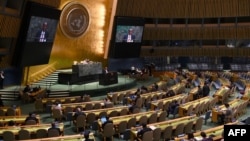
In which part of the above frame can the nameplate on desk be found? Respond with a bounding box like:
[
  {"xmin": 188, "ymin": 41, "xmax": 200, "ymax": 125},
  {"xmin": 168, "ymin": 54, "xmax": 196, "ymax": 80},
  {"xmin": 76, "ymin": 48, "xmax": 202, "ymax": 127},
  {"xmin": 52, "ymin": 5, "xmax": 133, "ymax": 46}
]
[{"xmin": 224, "ymin": 125, "xmax": 250, "ymax": 139}]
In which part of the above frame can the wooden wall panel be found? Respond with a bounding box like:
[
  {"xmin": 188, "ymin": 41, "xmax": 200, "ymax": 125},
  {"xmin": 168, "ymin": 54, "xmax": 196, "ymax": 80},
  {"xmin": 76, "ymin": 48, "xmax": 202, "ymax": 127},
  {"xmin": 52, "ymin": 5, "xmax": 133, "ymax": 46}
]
[
  {"xmin": 188, "ymin": 0, "xmax": 205, "ymax": 18},
  {"xmin": 237, "ymin": 27, "xmax": 250, "ymax": 39},
  {"xmin": 116, "ymin": 0, "xmax": 250, "ymax": 18},
  {"xmin": 221, "ymin": 0, "xmax": 238, "ymax": 17},
  {"xmin": 238, "ymin": 0, "xmax": 250, "ymax": 16},
  {"xmin": 31, "ymin": 0, "xmax": 60, "ymax": 8},
  {"xmin": 204, "ymin": 0, "xmax": 219, "ymax": 17},
  {"xmin": 219, "ymin": 27, "xmax": 237, "ymax": 39}
]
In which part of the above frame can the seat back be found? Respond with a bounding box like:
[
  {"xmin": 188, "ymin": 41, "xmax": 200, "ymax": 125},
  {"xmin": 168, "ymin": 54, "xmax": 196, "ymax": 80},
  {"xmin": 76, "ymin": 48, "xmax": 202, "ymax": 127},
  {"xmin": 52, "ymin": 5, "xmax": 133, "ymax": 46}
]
[
  {"xmin": 133, "ymin": 107, "xmax": 140, "ymax": 114},
  {"xmin": 76, "ymin": 115, "xmax": 86, "ymax": 129},
  {"xmin": 18, "ymin": 129, "xmax": 30, "ymax": 140},
  {"xmin": 135, "ymin": 97, "xmax": 143, "ymax": 108},
  {"xmin": 120, "ymin": 108, "xmax": 128, "ymax": 116},
  {"xmin": 173, "ymin": 123, "xmax": 184, "ymax": 137},
  {"xmin": 117, "ymin": 93, "xmax": 125, "ymax": 104},
  {"xmin": 109, "ymin": 110, "xmax": 119, "ymax": 117},
  {"xmin": 86, "ymin": 112, "xmax": 96, "ymax": 126},
  {"xmin": 25, "ymin": 119, "xmax": 37, "ymax": 125},
  {"xmin": 127, "ymin": 117, "xmax": 136, "ymax": 129},
  {"xmin": 138, "ymin": 115, "xmax": 148, "ymax": 125},
  {"xmin": 194, "ymin": 117, "xmax": 203, "ymax": 132},
  {"xmin": 36, "ymin": 128, "xmax": 48, "ymax": 138},
  {"xmin": 117, "ymin": 120, "xmax": 127, "ymax": 134},
  {"xmin": 153, "ymin": 127, "xmax": 161, "ymax": 141},
  {"xmin": 93, "ymin": 103, "xmax": 102, "ymax": 109},
  {"xmin": 157, "ymin": 101, "xmax": 163, "ymax": 110},
  {"xmin": 148, "ymin": 113, "xmax": 158, "ymax": 124},
  {"xmin": 48, "ymin": 128, "xmax": 60, "ymax": 137},
  {"xmin": 35, "ymin": 99, "xmax": 44, "ymax": 112},
  {"xmin": 98, "ymin": 111, "xmax": 107, "ymax": 118},
  {"xmin": 85, "ymin": 103, "xmax": 93, "ymax": 111},
  {"xmin": 105, "ymin": 102, "xmax": 114, "ymax": 108},
  {"xmin": 142, "ymin": 131, "xmax": 153, "ymax": 141},
  {"xmin": 158, "ymin": 111, "xmax": 166, "ymax": 122},
  {"xmin": 52, "ymin": 109, "xmax": 62, "ymax": 120},
  {"xmin": 162, "ymin": 125, "xmax": 173, "ymax": 140},
  {"xmin": 0, "ymin": 109, "xmax": 5, "ymax": 116},
  {"xmin": 103, "ymin": 123, "xmax": 115, "ymax": 138},
  {"xmin": 184, "ymin": 121, "xmax": 194, "ymax": 134},
  {"xmin": 6, "ymin": 108, "xmax": 15, "ymax": 116},
  {"xmin": 3, "ymin": 131, "xmax": 15, "ymax": 141},
  {"xmin": 186, "ymin": 105, "xmax": 193, "ymax": 116}
]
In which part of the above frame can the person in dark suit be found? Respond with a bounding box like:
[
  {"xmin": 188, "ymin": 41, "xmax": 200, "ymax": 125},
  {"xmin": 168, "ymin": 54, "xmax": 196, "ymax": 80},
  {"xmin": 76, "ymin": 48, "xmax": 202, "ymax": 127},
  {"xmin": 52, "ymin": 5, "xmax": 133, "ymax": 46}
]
[
  {"xmin": 167, "ymin": 100, "xmax": 179, "ymax": 117},
  {"xmin": 35, "ymin": 22, "xmax": 49, "ymax": 42},
  {"xmin": 202, "ymin": 82, "xmax": 210, "ymax": 97},
  {"xmin": 102, "ymin": 116, "xmax": 113, "ymax": 129},
  {"xmin": 137, "ymin": 123, "xmax": 152, "ymax": 140},
  {"xmin": 102, "ymin": 67, "xmax": 109, "ymax": 74},
  {"xmin": 48, "ymin": 122, "xmax": 61, "ymax": 135},
  {"xmin": 25, "ymin": 112, "xmax": 39, "ymax": 124},
  {"xmin": 123, "ymin": 28, "xmax": 136, "ymax": 43},
  {"xmin": 23, "ymin": 84, "xmax": 32, "ymax": 93},
  {"xmin": 0, "ymin": 71, "xmax": 4, "ymax": 89}
]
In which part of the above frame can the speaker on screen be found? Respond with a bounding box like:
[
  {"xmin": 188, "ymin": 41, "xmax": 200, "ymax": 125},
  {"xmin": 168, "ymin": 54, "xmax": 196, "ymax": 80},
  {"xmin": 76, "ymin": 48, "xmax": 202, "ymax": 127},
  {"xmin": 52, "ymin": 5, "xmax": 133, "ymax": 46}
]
[
  {"xmin": 108, "ymin": 16, "xmax": 145, "ymax": 58},
  {"xmin": 12, "ymin": 1, "xmax": 61, "ymax": 67}
]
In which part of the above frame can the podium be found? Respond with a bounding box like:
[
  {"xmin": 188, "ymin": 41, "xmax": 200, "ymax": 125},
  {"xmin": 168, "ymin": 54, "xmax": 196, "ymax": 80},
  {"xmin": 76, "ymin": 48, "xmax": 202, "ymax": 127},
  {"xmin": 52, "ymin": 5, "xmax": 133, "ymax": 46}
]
[
  {"xmin": 58, "ymin": 72, "xmax": 99, "ymax": 84},
  {"xmin": 99, "ymin": 72, "xmax": 118, "ymax": 85}
]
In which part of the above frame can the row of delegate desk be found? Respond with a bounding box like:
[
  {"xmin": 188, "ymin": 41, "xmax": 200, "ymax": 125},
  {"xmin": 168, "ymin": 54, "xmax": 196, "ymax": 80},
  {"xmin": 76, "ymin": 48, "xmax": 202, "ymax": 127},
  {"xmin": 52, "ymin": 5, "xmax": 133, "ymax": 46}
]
[
  {"xmin": 0, "ymin": 115, "xmax": 40, "ymax": 125},
  {"xmin": 130, "ymin": 115, "xmax": 200, "ymax": 140},
  {"xmin": 106, "ymin": 81, "xmax": 186, "ymax": 101},
  {"xmin": 211, "ymin": 98, "xmax": 248, "ymax": 123},
  {"xmin": 150, "ymin": 94, "xmax": 188, "ymax": 110},
  {"xmin": 20, "ymin": 133, "xmax": 95, "ymax": 141},
  {"xmin": 0, "ymin": 122, "xmax": 64, "ymax": 136},
  {"xmin": 97, "ymin": 110, "xmax": 165, "ymax": 127},
  {"xmin": 178, "ymin": 96, "xmax": 215, "ymax": 117},
  {"xmin": 0, "ymin": 106, "xmax": 21, "ymax": 116}
]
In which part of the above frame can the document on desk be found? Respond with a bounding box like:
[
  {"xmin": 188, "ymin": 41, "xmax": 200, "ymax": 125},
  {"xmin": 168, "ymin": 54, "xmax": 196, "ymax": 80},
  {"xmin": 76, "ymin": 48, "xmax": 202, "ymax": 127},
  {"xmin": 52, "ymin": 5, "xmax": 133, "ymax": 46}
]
[{"xmin": 149, "ymin": 125, "xmax": 156, "ymax": 130}]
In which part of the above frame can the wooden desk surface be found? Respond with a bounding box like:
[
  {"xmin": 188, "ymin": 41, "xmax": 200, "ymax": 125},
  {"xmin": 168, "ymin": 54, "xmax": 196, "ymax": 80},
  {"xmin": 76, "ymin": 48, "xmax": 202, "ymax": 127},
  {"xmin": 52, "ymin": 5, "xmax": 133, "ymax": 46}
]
[
  {"xmin": 127, "ymin": 91, "xmax": 164, "ymax": 104},
  {"xmin": 0, "ymin": 123, "xmax": 64, "ymax": 135},
  {"xmin": 19, "ymin": 133, "xmax": 95, "ymax": 141},
  {"xmin": 213, "ymin": 86, "xmax": 230, "ymax": 97},
  {"xmin": 99, "ymin": 110, "xmax": 163, "ymax": 126},
  {"xmin": 0, "ymin": 115, "xmax": 40, "ymax": 125},
  {"xmin": 41, "ymin": 96, "xmax": 80, "ymax": 104},
  {"xmin": 150, "ymin": 94, "xmax": 187, "ymax": 110},
  {"xmin": 218, "ymin": 78, "xmax": 231, "ymax": 87},
  {"xmin": 107, "ymin": 88, "xmax": 137, "ymax": 99},
  {"xmin": 174, "ymin": 121, "xmax": 239, "ymax": 141},
  {"xmin": 211, "ymin": 99, "xmax": 245, "ymax": 122},
  {"xmin": 130, "ymin": 115, "xmax": 199, "ymax": 140},
  {"xmin": 60, "ymin": 100, "xmax": 105, "ymax": 109},
  {"xmin": 83, "ymin": 106, "xmax": 129, "ymax": 117},
  {"xmin": 169, "ymin": 83, "xmax": 185, "ymax": 94}
]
